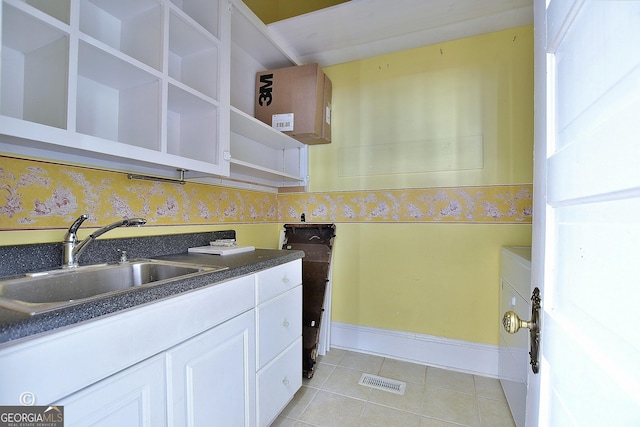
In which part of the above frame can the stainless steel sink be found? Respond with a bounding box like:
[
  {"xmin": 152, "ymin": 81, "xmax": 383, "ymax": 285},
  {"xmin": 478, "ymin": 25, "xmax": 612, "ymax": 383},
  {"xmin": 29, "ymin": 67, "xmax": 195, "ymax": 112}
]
[{"xmin": 0, "ymin": 259, "xmax": 227, "ymax": 315}]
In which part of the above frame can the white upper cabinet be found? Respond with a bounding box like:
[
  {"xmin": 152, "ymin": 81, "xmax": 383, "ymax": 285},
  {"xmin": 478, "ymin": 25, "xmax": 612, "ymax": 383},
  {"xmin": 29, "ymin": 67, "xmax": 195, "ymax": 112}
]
[
  {"xmin": 0, "ymin": 0, "xmax": 308, "ymax": 190},
  {"xmin": 0, "ymin": 0, "xmax": 229, "ymax": 178},
  {"xmin": 0, "ymin": 0, "xmax": 230, "ymax": 177}
]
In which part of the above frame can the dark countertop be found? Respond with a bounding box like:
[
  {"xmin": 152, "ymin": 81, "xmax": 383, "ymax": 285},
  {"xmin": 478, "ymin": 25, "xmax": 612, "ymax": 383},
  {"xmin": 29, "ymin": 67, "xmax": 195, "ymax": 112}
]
[{"xmin": 0, "ymin": 248, "xmax": 303, "ymax": 347}]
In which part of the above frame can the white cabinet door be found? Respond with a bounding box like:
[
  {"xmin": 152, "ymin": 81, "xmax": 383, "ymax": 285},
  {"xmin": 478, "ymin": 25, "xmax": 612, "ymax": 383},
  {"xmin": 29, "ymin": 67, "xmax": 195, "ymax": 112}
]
[
  {"xmin": 56, "ymin": 355, "xmax": 167, "ymax": 427},
  {"xmin": 166, "ymin": 310, "xmax": 256, "ymax": 427}
]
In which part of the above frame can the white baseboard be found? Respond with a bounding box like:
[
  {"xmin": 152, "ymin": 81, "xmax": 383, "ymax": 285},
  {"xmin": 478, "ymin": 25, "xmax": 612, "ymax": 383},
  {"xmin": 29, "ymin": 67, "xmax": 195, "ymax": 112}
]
[{"xmin": 330, "ymin": 322, "xmax": 500, "ymax": 378}]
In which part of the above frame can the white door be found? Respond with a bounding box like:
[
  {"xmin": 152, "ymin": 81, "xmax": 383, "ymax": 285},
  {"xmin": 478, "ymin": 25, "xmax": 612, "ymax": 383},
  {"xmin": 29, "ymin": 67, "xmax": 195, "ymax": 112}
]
[{"xmin": 531, "ymin": 1, "xmax": 640, "ymax": 426}]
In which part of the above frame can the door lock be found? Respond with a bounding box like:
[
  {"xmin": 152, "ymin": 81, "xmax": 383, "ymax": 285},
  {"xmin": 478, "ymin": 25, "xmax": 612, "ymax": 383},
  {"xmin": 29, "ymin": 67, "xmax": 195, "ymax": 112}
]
[{"xmin": 502, "ymin": 287, "xmax": 541, "ymax": 374}]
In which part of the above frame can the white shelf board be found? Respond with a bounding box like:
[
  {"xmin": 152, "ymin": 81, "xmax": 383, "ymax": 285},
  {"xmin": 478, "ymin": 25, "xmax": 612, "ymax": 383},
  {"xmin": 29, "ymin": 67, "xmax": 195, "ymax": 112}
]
[
  {"xmin": 77, "ymin": 37, "xmax": 162, "ymax": 84},
  {"xmin": 168, "ymin": 80, "xmax": 219, "ymax": 111},
  {"xmin": 230, "ymin": 106, "xmax": 304, "ymax": 151},
  {"xmin": 229, "ymin": 157, "xmax": 304, "ymax": 182}
]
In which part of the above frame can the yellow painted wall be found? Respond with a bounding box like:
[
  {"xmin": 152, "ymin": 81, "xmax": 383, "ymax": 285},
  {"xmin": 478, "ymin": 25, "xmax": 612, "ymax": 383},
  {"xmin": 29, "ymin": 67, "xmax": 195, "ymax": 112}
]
[
  {"xmin": 314, "ymin": 26, "xmax": 533, "ymax": 192},
  {"xmin": 331, "ymin": 223, "xmax": 531, "ymax": 344},
  {"xmin": 243, "ymin": 0, "xmax": 349, "ymax": 24},
  {"xmin": 302, "ymin": 26, "xmax": 534, "ymax": 346}
]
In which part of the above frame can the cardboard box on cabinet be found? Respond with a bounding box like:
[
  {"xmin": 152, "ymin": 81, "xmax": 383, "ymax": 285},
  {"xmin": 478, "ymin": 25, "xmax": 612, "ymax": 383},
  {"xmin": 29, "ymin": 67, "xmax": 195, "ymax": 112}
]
[{"xmin": 255, "ymin": 63, "xmax": 331, "ymax": 144}]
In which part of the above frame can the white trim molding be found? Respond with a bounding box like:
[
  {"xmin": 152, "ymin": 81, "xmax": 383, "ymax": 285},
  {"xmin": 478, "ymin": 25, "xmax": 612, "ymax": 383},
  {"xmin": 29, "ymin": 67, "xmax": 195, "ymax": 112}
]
[{"xmin": 330, "ymin": 322, "xmax": 500, "ymax": 378}]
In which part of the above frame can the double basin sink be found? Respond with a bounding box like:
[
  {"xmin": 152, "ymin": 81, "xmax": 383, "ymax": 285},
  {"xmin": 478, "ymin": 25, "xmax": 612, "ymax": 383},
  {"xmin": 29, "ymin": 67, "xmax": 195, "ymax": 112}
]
[{"xmin": 0, "ymin": 259, "xmax": 227, "ymax": 315}]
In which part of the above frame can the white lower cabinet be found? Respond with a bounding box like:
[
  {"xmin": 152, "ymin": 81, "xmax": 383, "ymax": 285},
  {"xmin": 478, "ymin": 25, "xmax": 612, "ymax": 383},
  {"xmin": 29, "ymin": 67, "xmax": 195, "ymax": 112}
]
[
  {"xmin": 167, "ymin": 310, "xmax": 256, "ymax": 427},
  {"xmin": 58, "ymin": 355, "xmax": 167, "ymax": 427},
  {"xmin": 1, "ymin": 260, "xmax": 302, "ymax": 426},
  {"xmin": 57, "ymin": 310, "xmax": 256, "ymax": 427}
]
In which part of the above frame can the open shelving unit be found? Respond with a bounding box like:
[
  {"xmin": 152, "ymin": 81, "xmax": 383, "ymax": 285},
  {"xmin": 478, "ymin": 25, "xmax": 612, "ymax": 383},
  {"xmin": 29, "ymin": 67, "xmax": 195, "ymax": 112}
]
[
  {"xmin": 0, "ymin": 0, "xmax": 309, "ymax": 191},
  {"xmin": 227, "ymin": 0, "xmax": 308, "ymax": 190},
  {"xmin": 1, "ymin": 0, "xmax": 228, "ymax": 179}
]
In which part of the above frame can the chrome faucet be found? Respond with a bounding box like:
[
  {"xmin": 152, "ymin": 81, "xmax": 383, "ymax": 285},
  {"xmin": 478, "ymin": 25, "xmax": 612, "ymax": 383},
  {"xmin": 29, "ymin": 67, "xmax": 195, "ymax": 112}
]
[{"xmin": 62, "ymin": 214, "xmax": 147, "ymax": 268}]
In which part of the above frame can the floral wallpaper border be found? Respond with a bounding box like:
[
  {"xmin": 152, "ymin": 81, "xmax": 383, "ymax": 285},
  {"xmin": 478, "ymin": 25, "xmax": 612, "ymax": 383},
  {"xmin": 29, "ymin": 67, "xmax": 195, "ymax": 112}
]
[
  {"xmin": 0, "ymin": 156, "xmax": 531, "ymax": 229},
  {"xmin": 278, "ymin": 186, "xmax": 532, "ymax": 224},
  {"xmin": 0, "ymin": 157, "xmax": 277, "ymax": 229}
]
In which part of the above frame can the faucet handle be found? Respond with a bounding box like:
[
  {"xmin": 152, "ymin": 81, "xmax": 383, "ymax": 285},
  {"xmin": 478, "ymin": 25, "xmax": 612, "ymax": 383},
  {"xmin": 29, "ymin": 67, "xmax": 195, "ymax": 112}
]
[
  {"xmin": 65, "ymin": 214, "xmax": 89, "ymax": 239},
  {"xmin": 117, "ymin": 249, "xmax": 128, "ymax": 263}
]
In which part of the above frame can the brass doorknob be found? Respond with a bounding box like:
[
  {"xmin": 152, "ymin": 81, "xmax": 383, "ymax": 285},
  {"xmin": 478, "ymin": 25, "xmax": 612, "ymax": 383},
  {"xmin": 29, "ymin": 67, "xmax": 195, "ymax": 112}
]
[
  {"xmin": 502, "ymin": 310, "xmax": 535, "ymax": 334},
  {"xmin": 501, "ymin": 287, "xmax": 541, "ymax": 374}
]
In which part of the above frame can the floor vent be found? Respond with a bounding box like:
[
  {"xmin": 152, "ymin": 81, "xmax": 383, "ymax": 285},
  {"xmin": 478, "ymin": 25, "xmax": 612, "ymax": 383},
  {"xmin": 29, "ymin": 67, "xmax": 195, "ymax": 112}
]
[{"xmin": 358, "ymin": 373, "xmax": 406, "ymax": 395}]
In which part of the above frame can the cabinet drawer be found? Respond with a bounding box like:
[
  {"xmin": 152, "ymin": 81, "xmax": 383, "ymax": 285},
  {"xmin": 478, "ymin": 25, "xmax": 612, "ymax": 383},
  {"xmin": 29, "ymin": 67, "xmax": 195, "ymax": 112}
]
[
  {"xmin": 257, "ymin": 285, "xmax": 302, "ymax": 369},
  {"xmin": 257, "ymin": 337, "xmax": 302, "ymax": 427},
  {"xmin": 256, "ymin": 259, "xmax": 302, "ymax": 303}
]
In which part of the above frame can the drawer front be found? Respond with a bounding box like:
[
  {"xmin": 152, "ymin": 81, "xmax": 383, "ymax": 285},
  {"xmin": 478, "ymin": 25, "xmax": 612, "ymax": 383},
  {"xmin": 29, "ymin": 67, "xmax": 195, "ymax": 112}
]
[
  {"xmin": 256, "ymin": 259, "xmax": 302, "ymax": 303},
  {"xmin": 257, "ymin": 285, "xmax": 302, "ymax": 368},
  {"xmin": 257, "ymin": 337, "xmax": 302, "ymax": 427}
]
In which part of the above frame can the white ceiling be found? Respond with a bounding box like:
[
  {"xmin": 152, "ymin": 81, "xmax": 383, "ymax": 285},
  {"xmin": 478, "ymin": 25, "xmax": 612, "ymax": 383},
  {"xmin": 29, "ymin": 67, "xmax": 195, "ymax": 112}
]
[{"xmin": 267, "ymin": 0, "xmax": 534, "ymax": 66}]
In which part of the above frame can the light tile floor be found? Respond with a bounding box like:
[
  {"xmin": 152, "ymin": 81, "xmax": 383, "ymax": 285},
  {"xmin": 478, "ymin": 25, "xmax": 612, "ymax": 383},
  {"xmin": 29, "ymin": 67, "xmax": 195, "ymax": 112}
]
[{"xmin": 271, "ymin": 349, "xmax": 515, "ymax": 427}]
